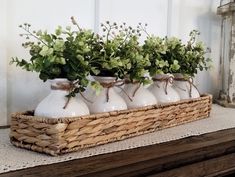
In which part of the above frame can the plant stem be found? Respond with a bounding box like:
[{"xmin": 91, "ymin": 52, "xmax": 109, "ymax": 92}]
[
  {"xmin": 71, "ymin": 16, "xmax": 82, "ymax": 31},
  {"xmin": 21, "ymin": 27, "xmax": 49, "ymax": 46}
]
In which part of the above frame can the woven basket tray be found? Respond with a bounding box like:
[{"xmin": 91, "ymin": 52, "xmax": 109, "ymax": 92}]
[{"xmin": 10, "ymin": 94, "xmax": 212, "ymax": 156}]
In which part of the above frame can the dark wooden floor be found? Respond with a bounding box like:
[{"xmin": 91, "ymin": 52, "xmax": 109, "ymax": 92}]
[{"xmin": 1, "ymin": 128, "xmax": 235, "ymax": 177}]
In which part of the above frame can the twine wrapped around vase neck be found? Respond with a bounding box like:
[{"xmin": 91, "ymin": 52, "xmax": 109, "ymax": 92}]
[
  {"xmin": 124, "ymin": 80, "xmax": 141, "ymax": 98},
  {"xmin": 51, "ymin": 81, "xmax": 72, "ymax": 109},
  {"xmin": 51, "ymin": 82, "xmax": 72, "ymax": 91},
  {"xmin": 174, "ymin": 77, "xmax": 200, "ymax": 98},
  {"xmin": 51, "ymin": 81, "xmax": 91, "ymax": 109},
  {"xmin": 99, "ymin": 80, "xmax": 133, "ymax": 102},
  {"xmin": 152, "ymin": 76, "xmax": 174, "ymax": 95}
]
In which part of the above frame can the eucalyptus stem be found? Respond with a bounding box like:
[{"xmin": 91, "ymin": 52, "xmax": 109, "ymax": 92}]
[
  {"xmin": 20, "ymin": 25, "xmax": 49, "ymax": 46},
  {"xmin": 138, "ymin": 23, "xmax": 150, "ymax": 37},
  {"xmin": 71, "ymin": 16, "xmax": 82, "ymax": 31}
]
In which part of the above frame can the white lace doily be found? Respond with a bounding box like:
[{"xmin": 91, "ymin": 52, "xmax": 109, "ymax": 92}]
[{"xmin": 1, "ymin": 104, "xmax": 235, "ymax": 174}]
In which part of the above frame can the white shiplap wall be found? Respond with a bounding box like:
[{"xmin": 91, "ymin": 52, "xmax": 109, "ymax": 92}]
[
  {"xmin": 0, "ymin": 0, "xmax": 221, "ymax": 125},
  {"xmin": 0, "ymin": 0, "xmax": 8, "ymax": 126}
]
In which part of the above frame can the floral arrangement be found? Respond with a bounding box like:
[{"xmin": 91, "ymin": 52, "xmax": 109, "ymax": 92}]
[{"xmin": 11, "ymin": 18, "xmax": 211, "ymax": 95}]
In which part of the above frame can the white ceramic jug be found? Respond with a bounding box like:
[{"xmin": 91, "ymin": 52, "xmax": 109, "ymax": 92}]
[
  {"xmin": 149, "ymin": 74, "xmax": 180, "ymax": 103},
  {"xmin": 173, "ymin": 73, "xmax": 200, "ymax": 100},
  {"xmin": 121, "ymin": 82, "xmax": 157, "ymax": 109},
  {"xmin": 34, "ymin": 79, "xmax": 90, "ymax": 118},
  {"xmin": 88, "ymin": 76, "xmax": 127, "ymax": 114}
]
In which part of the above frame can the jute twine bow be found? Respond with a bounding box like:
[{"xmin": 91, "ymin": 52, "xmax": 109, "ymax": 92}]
[
  {"xmin": 152, "ymin": 76, "xmax": 174, "ymax": 95},
  {"xmin": 51, "ymin": 81, "xmax": 92, "ymax": 109},
  {"xmin": 100, "ymin": 80, "xmax": 133, "ymax": 102},
  {"xmin": 174, "ymin": 77, "xmax": 200, "ymax": 98}
]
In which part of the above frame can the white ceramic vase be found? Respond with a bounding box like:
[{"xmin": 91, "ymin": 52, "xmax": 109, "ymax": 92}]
[
  {"xmin": 173, "ymin": 73, "xmax": 200, "ymax": 100},
  {"xmin": 148, "ymin": 74, "xmax": 180, "ymax": 103},
  {"xmin": 121, "ymin": 82, "xmax": 157, "ymax": 109},
  {"xmin": 34, "ymin": 79, "xmax": 90, "ymax": 118},
  {"xmin": 88, "ymin": 76, "xmax": 127, "ymax": 114}
]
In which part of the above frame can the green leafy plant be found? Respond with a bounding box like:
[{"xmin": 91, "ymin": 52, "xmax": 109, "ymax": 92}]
[
  {"xmin": 143, "ymin": 35, "xmax": 181, "ymax": 76},
  {"xmin": 10, "ymin": 17, "xmax": 98, "ymax": 99},
  {"xmin": 117, "ymin": 23, "xmax": 152, "ymax": 85},
  {"xmin": 88, "ymin": 21, "xmax": 126, "ymax": 79},
  {"xmin": 178, "ymin": 30, "xmax": 212, "ymax": 77},
  {"xmin": 11, "ymin": 18, "xmax": 212, "ymax": 100},
  {"xmin": 142, "ymin": 30, "xmax": 211, "ymax": 78},
  {"xmin": 89, "ymin": 21, "xmax": 151, "ymax": 85}
]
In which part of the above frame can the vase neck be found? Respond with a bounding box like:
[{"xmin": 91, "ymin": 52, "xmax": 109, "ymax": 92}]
[
  {"xmin": 153, "ymin": 73, "xmax": 173, "ymax": 79},
  {"xmin": 93, "ymin": 76, "xmax": 117, "ymax": 83},
  {"xmin": 153, "ymin": 74, "xmax": 174, "ymax": 85},
  {"xmin": 50, "ymin": 79, "xmax": 72, "ymax": 91},
  {"xmin": 124, "ymin": 82, "xmax": 142, "ymax": 88},
  {"xmin": 153, "ymin": 81, "xmax": 167, "ymax": 86}
]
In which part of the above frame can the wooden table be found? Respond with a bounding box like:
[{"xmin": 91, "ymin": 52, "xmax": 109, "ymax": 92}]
[{"xmin": 1, "ymin": 127, "xmax": 235, "ymax": 177}]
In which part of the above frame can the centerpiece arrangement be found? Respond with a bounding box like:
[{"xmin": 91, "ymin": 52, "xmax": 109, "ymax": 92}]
[{"xmin": 10, "ymin": 17, "xmax": 212, "ymax": 156}]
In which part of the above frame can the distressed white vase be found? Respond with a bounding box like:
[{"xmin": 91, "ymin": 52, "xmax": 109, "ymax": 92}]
[
  {"xmin": 121, "ymin": 82, "xmax": 157, "ymax": 109},
  {"xmin": 34, "ymin": 79, "xmax": 90, "ymax": 118},
  {"xmin": 173, "ymin": 73, "xmax": 200, "ymax": 100},
  {"xmin": 149, "ymin": 74, "xmax": 180, "ymax": 103},
  {"xmin": 88, "ymin": 76, "xmax": 127, "ymax": 114}
]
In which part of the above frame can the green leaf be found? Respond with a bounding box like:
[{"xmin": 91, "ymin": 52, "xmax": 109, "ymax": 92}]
[
  {"xmin": 66, "ymin": 26, "xmax": 71, "ymax": 31},
  {"xmin": 55, "ymin": 26, "xmax": 62, "ymax": 36},
  {"xmin": 126, "ymin": 63, "xmax": 131, "ymax": 69},
  {"xmin": 55, "ymin": 57, "xmax": 66, "ymax": 65},
  {"xmin": 51, "ymin": 67, "xmax": 61, "ymax": 75},
  {"xmin": 91, "ymin": 81, "xmax": 103, "ymax": 95},
  {"xmin": 91, "ymin": 67, "xmax": 100, "ymax": 75},
  {"xmin": 78, "ymin": 41, "xmax": 84, "ymax": 46},
  {"xmin": 39, "ymin": 46, "xmax": 53, "ymax": 56},
  {"xmin": 156, "ymin": 69, "xmax": 164, "ymax": 74},
  {"xmin": 39, "ymin": 72, "xmax": 49, "ymax": 82},
  {"xmin": 76, "ymin": 54, "xmax": 84, "ymax": 61},
  {"xmin": 54, "ymin": 39, "xmax": 65, "ymax": 51},
  {"xmin": 80, "ymin": 78, "xmax": 89, "ymax": 87},
  {"xmin": 36, "ymin": 30, "xmax": 42, "ymax": 36}
]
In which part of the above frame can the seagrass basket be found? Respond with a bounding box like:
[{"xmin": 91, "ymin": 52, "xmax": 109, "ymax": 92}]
[{"xmin": 10, "ymin": 94, "xmax": 212, "ymax": 156}]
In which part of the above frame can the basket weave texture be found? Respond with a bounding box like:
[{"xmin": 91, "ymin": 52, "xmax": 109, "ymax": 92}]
[{"xmin": 10, "ymin": 94, "xmax": 212, "ymax": 156}]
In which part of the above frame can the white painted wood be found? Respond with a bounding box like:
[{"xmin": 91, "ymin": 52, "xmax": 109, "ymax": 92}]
[
  {"xmin": 98, "ymin": 0, "xmax": 168, "ymax": 37},
  {"xmin": 0, "ymin": 0, "xmax": 7, "ymax": 126}
]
